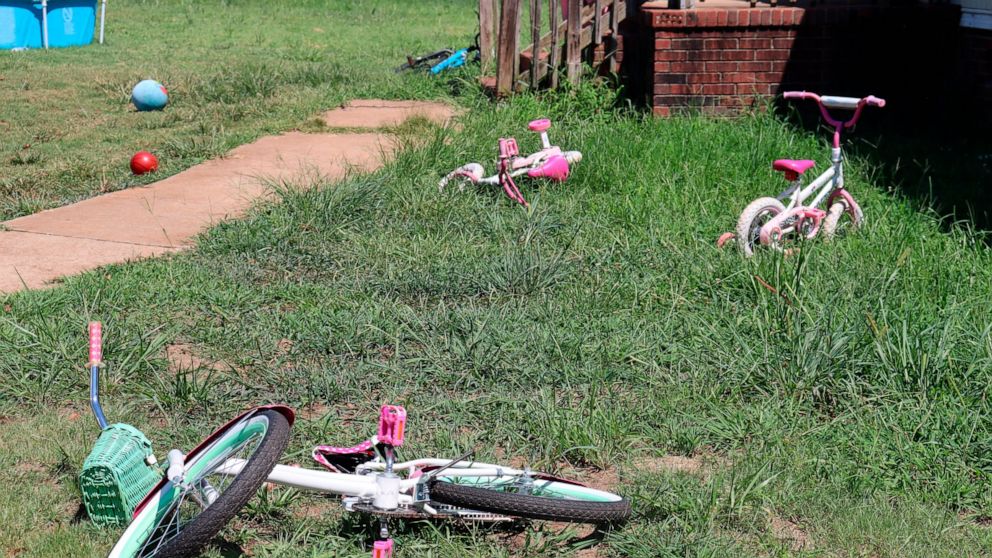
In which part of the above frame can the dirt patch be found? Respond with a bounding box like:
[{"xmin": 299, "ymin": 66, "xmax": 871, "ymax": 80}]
[
  {"xmin": 166, "ymin": 343, "xmax": 231, "ymax": 374},
  {"xmin": 768, "ymin": 511, "xmax": 813, "ymax": 551},
  {"xmin": 958, "ymin": 511, "xmax": 992, "ymax": 528},
  {"xmin": 299, "ymin": 402, "xmax": 330, "ymax": 421},
  {"xmin": 490, "ymin": 447, "xmax": 531, "ymax": 471},
  {"xmin": 632, "ymin": 454, "xmax": 717, "ymax": 478},
  {"xmin": 293, "ymin": 496, "xmax": 341, "ymax": 521},
  {"xmin": 276, "ymin": 338, "xmax": 293, "ymax": 355},
  {"xmin": 57, "ymin": 405, "xmax": 84, "ymax": 422},
  {"xmin": 14, "ymin": 461, "xmax": 46, "ymax": 474}
]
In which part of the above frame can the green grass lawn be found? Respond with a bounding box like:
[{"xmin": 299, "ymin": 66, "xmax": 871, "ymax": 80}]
[
  {"xmin": 3, "ymin": 1, "xmax": 992, "ymax": 557},
  {"xmin": 0, "ymin": 0, "xmax": 476, "ymax": 220}
]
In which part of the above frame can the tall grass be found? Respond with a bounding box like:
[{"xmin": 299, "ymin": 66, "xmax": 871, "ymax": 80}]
[{"xmin": 1, "ymin": 83, "xmax": 990, "ymax": 555}]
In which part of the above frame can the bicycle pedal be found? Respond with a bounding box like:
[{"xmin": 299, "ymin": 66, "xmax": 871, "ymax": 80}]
[{"xmin": 499, "ymin": 138, "xmax": 519, "ymax": 158}]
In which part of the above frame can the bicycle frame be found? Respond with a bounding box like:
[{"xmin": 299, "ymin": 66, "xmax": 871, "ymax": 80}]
[
  {"xmin": 778, "ymin": 151, "xmax": 841, "ymax": 212},
  {"xmin": 218, "ymin": 457, "xmax": 531, "ymax": 515},
  {"xmin": 762, "ymin": 150, "xmax": 842, "ymax": 241}
]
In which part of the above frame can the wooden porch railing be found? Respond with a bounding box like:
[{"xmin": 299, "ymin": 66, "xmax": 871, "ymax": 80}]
[{"xmin": 479, "ymin": 0, "xmax": 632, "ymax": 96}]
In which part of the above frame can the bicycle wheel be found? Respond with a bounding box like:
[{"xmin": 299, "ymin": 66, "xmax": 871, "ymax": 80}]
[
  {"xmin": 735, "ymin": 197, "xmax": 786, "ymax": 257},
  {"xmin": 109, "ymin": 410, "xmax": 291, "ymax": 558},
  {"xmin": 428, "ymin": 475, "xmax": 631, "ymax": 524},
  {"xmin": 821, "ymin": 198, "xmax": 863, "ymax": 241}
]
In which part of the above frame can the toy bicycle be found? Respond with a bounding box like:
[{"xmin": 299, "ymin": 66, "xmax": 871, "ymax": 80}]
[
  {"xmin": 439, "ymin": 118, "xmax": 582, "ymax": 207},
  {"xmin": 717, "ymin": 91, "xmax": 885, "ymax": 256},
  {"xmin": 91, "ymin": 327, "xmax": 629, "ymax": 557},
  {"xmin": 396, "ymin": 36, "xmax": 480, "ymax": 75}
]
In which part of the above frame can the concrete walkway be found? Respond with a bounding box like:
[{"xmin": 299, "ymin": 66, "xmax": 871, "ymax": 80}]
[{"xmin": 0, "ymin": 100, "xmax": 457, "ymax": 294}]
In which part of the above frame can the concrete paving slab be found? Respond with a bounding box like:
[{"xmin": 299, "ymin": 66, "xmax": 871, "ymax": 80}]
[
  {"xmin": 5, "ymin": 132, "xmax": 396, "ymax": 248},
  {"xmin": 0, "ymin": 100, "xmax": 457, "ymax": 294},
  {"xmin": 0, "ymin": 231, "xmax": 175, "ymax": 292}
]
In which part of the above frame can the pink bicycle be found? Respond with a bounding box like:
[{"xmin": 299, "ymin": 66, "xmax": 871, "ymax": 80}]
[
  {"xmin": 718, "ymin": 92, "xmax": 885, "ymax": 256},
  {"xmin": 439, "ymin": 118, "xmax": 582, "ymax": 207}
]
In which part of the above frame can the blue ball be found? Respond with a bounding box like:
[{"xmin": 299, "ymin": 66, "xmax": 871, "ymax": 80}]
[{"xmin": 132, "ymin": 79, "xmax": 169, "ymax": 111}]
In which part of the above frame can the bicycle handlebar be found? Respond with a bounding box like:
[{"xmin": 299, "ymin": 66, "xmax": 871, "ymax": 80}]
[
  {"xmin": 783, "ymin": 91, "xmax": 886, "ymax": 110},
  {"xmin": 430, "ymin": 48, "xmax": 469, "ymax": 75},
  {"xmin": 88, "ymin": 322, "xmax": 109, "ymax": 430},
  {"xmin": 783, "ymin": 91, "xmax": 885, "ymax": 133},
  {"xmin": 782, "ymin": 91, "xmax": 815, "ymax": 101}
]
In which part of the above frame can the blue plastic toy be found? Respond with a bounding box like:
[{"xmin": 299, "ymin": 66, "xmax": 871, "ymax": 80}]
[{"xmin": 131, "ymin": 80, "xmax": 168, "ymax": 111}]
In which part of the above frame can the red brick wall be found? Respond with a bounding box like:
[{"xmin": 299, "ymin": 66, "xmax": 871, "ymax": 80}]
[
  {"xmin": 644, "ymin": 5, "xmax": 962, "ymax": 119},
  {"xmin": 651, "ymin": 9, "xmax": 803, "ymax": 116}
]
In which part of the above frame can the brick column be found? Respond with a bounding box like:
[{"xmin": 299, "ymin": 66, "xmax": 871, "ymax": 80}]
[{"xmin": 647, "ymin": 8, "xmax": 805, "ymax": 116}]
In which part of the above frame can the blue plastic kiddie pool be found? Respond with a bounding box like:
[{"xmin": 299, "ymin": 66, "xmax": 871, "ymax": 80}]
[{"xmin": 0, "ymin": 0, "xmax": 105, "ymax": 50}]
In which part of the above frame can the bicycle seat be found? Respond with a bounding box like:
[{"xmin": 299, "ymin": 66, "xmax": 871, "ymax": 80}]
[
  {"xmin": 527, "ymin": 154, "xmax": 570, "ymax": 181},
  {"xmin": 773, "ymin": 159, "xmax": 816, "ymax": 178},
  {"xmin": 528, "ymin": 118, "xmax": 551, "ymax": 132}
]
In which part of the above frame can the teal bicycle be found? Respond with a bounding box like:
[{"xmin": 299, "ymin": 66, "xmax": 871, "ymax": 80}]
[{"xmin": 84, "ymin": 323, "xmax": 629, "ymax": 557}]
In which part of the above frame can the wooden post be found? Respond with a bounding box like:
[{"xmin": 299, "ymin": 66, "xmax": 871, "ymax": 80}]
[
  {"xmin": 529, "ymin": 0, "xmax": 542, "ymax": 89},
  {"xmin": 566, "ymin": 0, "xmax": 581, "ymax": 84},
  {"xmin": 479, "ymin": 0, "xmax": 499, "ymax": 73},
  {"xmin": 593, "ymin": 0, "xmax": 602, "ymax": 45},
  {"xmin": 609, "ymin": 0, "xmax": 620, "ymax": 73},
  {"xmin": 548, "ymin": 0, "xmax": 561, "ymax": 89},
  {"xmin": 497, "ymin": 0, "xmax": 523, "ymax": 96}
]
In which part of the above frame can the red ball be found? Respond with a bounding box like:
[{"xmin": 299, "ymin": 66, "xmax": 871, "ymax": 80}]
[{"xmin": 130, "ymin": 151, "xmax": 158, "ymax": 175}]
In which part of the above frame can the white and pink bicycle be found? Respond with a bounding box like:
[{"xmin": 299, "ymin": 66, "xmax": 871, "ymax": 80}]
[
  {"xmin": 108, "ymin": 403, "xmax": 630, "ymax": 558},
  {"xmin": 718, "ymin": 91, "xmax": 885, "ymax": 256},
  {"xmin": 439, "ymin": 118, "xmax": 582, "ymax": 207}
]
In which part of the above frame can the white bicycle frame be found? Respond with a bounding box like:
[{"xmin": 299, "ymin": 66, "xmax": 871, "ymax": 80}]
[
  {"xmin": 218, "ymin": 456, "xmax": 532, "ymax": 519},
  {"xmin": 470, "ymin": 149, "xmax": 583, "ymax": 186},
  {"xmin": 777, "ymin": 146, "xmax": 842, "ymax": 213}
]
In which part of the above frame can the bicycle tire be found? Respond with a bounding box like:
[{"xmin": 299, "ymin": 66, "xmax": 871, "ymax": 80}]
[
  {"xmin": 822, "ymin": 199, "xmax": 863, "ymax": 241},
  {"xmin": 109, "ymin": 410, "xmax": 291, "ymax": 558},
  {"xmin": 736, "ymin": 197, "xmax": 786, "ymax": 257},
  {"xmin": 428, "ymin": 476, "xmax": 631, "ymax": 524}
]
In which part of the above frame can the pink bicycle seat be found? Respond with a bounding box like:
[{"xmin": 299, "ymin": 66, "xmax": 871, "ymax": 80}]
[
  {"xmin": 527, "ymin": 155, "xmax": 570, "ymax": 182},
  {"xmin": 773, "ymin": 159, "xmax": 816, "ymax": 176},
  {"xmin": 528, "ymin": 118, "xmax": 551, "ymax": 132}
]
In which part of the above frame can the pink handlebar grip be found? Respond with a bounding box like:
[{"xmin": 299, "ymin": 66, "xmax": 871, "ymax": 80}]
[
  {"xmin": 88, "ymin": 321, "xmax": 102, "ymax": 366},
  {"xmin": 783, "ymin": 91, "xmax": 821, "ymax": 103},
  {"xmin": 378, "ymin": 405, "xmax": 407, "ymax": 447},
  {"xmin": 863, "ymin": 95, "xmax": 886, "ymax": 108}
]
